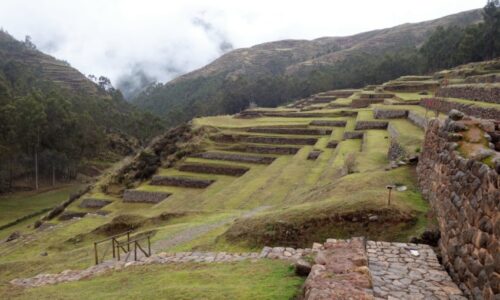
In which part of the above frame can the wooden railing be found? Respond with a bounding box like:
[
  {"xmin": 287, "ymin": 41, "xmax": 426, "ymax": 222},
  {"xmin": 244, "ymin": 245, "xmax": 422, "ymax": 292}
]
[
  {"xmin": 115, "ymin": 235, "xmax": 151, "ymax": 261},
  {"xmin": 93, "ymin": 231, "xmax": 152, "ymax": 265},
  {"xmin": 93, "ymin": 231, "xmax": 131, "ymax": 265}
]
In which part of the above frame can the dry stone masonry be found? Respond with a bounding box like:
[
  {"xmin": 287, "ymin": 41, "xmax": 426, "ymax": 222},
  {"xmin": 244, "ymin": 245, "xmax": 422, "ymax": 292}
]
[
  {"xmin": 150, "ymin": 175, "xmax": 215, "ymax": 188},
  {"xmin": 179, "ymin": 163, "xmax": 249, "ymax": 176},
  {"xmin": 373, "ymin": 109, "xmax": 409, "ymax": 119},
  {"xmin": 417, "ymin": 113, "xmax": 499, "ymax": 299},
  {"xmin": 122, "ymin": 190, "xmax": 171, "ymax": 204},
  {"xmin": 355, "ymin": 121, "xmax": 389, "ymax": 130},
  {"xmin": 420, "ymin": 98, "xmax": 500, "ymax": 121},
  {"xmin": 436, "ymin": 84, "xmax": 500, "ymax": 104},
  {"xmin": 191, "ymin": 151, "xmax": 275, "ymax": 164}
]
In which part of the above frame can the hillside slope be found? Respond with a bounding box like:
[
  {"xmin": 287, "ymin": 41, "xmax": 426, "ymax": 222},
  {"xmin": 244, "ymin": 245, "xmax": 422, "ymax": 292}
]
[
  {"xmin": 133, "ymin": 9, "xmax": 482, "ymax": 126},
  {"xmin": 0, "ymin": 30, "xmax": 164, "ymax": 140}
]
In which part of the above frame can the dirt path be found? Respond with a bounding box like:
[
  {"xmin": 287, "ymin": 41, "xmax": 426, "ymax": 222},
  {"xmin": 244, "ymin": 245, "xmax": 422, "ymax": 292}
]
[{"xmin": 152, "ymin": 205, "xmax": 271, "ymax": 252}]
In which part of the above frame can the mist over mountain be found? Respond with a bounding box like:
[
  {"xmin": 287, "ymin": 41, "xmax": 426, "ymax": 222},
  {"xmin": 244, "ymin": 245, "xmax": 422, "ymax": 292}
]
[{"xmin": 131, "ymin": 9, "xmax": 483, "ymax": 126}]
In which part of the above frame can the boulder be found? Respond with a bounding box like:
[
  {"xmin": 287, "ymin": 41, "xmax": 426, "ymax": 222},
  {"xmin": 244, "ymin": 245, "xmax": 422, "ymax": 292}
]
[{"xmin": 295, "ymin": 259, "xmax": 312, "ymax": 276}]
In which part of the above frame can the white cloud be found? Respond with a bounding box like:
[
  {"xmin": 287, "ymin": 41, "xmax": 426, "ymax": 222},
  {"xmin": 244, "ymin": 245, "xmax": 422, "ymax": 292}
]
[{"xmin": 0, "ymin": 0, "xmax": 485, "ymax": 93}]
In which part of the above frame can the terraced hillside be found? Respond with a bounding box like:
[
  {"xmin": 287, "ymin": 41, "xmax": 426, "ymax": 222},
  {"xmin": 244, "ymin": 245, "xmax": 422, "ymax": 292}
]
[{"xmin": 1, "ymin": 59, "xmax": 499, "ymax": 299}]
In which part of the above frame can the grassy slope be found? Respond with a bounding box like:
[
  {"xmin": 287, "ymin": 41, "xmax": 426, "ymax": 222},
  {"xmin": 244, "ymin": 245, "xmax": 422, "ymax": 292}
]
[
  {"xmin": 0, "ymin": 184, "xmax": 84, "ymax": 228},
  {"xmin": 3, "ymin": 261, "xmax": 304, "ymax": 300}
]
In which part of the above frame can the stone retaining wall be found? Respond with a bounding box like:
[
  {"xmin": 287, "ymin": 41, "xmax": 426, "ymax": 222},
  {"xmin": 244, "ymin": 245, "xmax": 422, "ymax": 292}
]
[
  {"xmin": 343, "ymin": 131, "xmax": 364, "ymax": 140},
  {"xmin": 307, "ymin": 150, "xmax": 322, "ymax": 160},
  {"xmin": 326, "ymin": 140, "xmax": 339, "ymax": 149},
  {"xmin": 212, "ymin": 134, "xmax": 317, "ymax": 145},
  {"xmin": 383, "ymin": 82, "xmax": 440, "ymax": 92},
  {"xmin": 436, "ymin": 85, "xmax": 500, "ymax": 104},
  {"xmin": 420, "ymin": 98, "xmax": 500, "ymax": 121},
  {"xmin": 373, "ymin": 109, "xmax": 409, "ymax": 119},
  {"xmin": 191, "ymin": 151, "xmax": 275, "ymax": 164},
  {"xmin": 150, "ymin": 176, "xmax": 215, "ymax": 188},
  {"xmin": 354, "ymin": 121, "xmax": 388, "ymax": 130},
  {"xmin": 387, "ymin": 124, "xmax": 406, "ymax": 160},
  {"xmin": 407, "ymin": 111, "xmax": 429, "ymax": 129},
  {"xmin": 309, "ymin": 120, "xmax": 347, "ymax": 127},
  {"xmin": 417, "ymin": 118, "xmax": 499, "ymax": 299},
  {"xmin": 179, "ymin": 163, "xmax": 249, "ymax": 176},
  {"xmin": 359, "ymin": 93, "xmax": 394, "ymax": 99},
  {"xmin": 350, "ymin": 98, "xmax": 385, "ymax": 108},
  {"xmin": 247, "ymin": 127, "xmax": 332, "ymax": 135},
  {"xmin": 123, "ymin": 190, "xmax": 171, "ymax": 204},
  {"xmin": 227, "ymin": 144, "xmax": 300, "ymax": 155},
  {"xmin": 79, "ymin": 198, "xmax": 112, "ymax": 209}
]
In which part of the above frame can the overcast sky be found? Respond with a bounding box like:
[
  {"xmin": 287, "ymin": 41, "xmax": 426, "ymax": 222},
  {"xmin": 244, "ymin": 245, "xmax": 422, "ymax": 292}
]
[{"xmin": 0, "ymin": 0, "xmax": 485, "ymax": 95}]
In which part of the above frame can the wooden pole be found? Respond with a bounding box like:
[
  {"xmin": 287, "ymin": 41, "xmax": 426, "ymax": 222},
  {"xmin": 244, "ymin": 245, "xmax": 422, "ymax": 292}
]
[
  {"xmin": 388, "ymin": 188, "xmax": 392, "ymax": 206},
  {"xmin": 134, "ymin": 242, "xmax": 137, "ymax": 261},
  {"xmin": 127, "ymin": 232, "xmax": 130, "ymax": 252},
  {"xmin": 94, "ymin": 242, "xmax": 98, "ymax": 265},
  {"xmin": 112, "ymin": 238, "xmax": 116, "ymax": 258},
  {"xmin": 147, "ymin": 236, "xmax": 151, "ymax": 257}
]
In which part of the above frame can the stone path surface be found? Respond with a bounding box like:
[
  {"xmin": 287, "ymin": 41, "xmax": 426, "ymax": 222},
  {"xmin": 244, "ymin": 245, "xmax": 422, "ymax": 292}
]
[
  {"xmin": 10, "ymin": 237, "xmax": 467, "ymax": 300},
  {"xmin": 302, "ymin": 238, "xmax": 373, "ymax": 299},
  {"xmin": 367, "ymin": 241, "xmax": 466, "ymax": 300}
]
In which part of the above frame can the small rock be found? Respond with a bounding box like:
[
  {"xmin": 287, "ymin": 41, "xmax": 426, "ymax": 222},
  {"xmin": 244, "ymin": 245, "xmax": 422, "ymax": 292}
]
[
  {"xmin": 6, "ymin": 231, "xmax": 20, "ymax": 242},
  {"xmin": 368, "ymin": 215, "xmax": 379, "ymax": 222},
  {"xmin": 40, "ymin": 252, "xmax": 48, "ymax": 257},
  {"xmin": 478, "ymin": 120, "xmax": 495, "ymax": 132},
  {"xmin": 294, "ymin": 259, "xmax": 312, "ymax": 276},
  {"xmin": 471, "ymin": 149, "xmax": 494, "ymax": 161},
  {"xmin": 396, "ymin": 185, "xmax": 407, "ymax": 192},
  {"xmin": 312, "ymin": 242, "xmax": 322, "ymax": 250},
  {"xmin": 448, "ymin": 109, "xmax": 464, "ymax": 121}
]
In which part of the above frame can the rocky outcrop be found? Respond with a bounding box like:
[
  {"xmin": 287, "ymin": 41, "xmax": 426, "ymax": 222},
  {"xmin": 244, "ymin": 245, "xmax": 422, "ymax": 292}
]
[
  {"xmin": 420, "ymin": 97, "xmax": 500, "ymax": 121},
  {"xmin": 436, "ymin": 84, "xmax": 500, "ymax": 104},
  {"xmin": 122, "ymin": 190, "xmax": 171, "ymax": 204},
  {"xmin": 417, "ymin": 116, "xmax": 499, "ymax": 299}
]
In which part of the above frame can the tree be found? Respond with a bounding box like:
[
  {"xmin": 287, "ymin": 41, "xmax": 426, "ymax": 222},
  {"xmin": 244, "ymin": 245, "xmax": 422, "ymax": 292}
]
[{"xmin": 482, "ymin": 0, "xmax": 500, "ymax": 59}]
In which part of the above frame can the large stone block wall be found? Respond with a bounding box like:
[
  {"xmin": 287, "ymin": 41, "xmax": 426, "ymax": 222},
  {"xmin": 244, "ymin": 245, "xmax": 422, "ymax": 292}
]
[
  {"xmin": 417, "ymin": 119, "xmax": 499, "ymax": 299},
  {"xmin": 420, "ymin": 98, "xmax": 500, "ymax": 121},
  {"xmin": 436, "ymin": 85, "xmax": 500, "ymax": 104},
  {"xmin": 373, "ymin": 109, "xmax": 408, "ymax": 119}
]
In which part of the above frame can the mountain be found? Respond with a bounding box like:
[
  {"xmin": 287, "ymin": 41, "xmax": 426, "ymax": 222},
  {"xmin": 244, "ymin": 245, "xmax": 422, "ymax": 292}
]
[
  {"xmin": 132, "ymin": 9, "xmax": 482, "ymax": 126},
  {"xmin": 0, "ymin": 30, "xmax": 165, "ymax": 191},
  {"xmin": 0, "ymin": 30, "xmax": 164, "ymax": 140}
]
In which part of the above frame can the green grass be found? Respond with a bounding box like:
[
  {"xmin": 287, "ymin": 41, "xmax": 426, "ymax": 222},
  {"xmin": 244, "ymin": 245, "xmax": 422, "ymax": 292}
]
[
  {"xmin": 0, "ymin": 184, "xmax": 85, "ymax": 226},
  {"xmin": 2, "ymin": 260, "xmax": 304, "ymax": 300}
]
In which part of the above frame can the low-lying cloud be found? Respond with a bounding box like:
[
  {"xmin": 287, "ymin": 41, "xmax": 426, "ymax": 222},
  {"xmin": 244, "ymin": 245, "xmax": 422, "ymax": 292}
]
[{"xmin": 0, "ymin": 0, "xmax": 484, "ymax": 98}]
